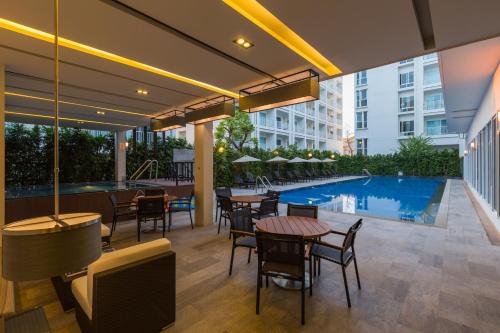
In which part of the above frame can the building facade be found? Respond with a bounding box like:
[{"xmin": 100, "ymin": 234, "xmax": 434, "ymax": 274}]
[
  {"xmin": 354, "ymin": 54, "xmax": 463, "ymax": 155},
  {"xmin": 250, "ymin": 78, "xmax": 344, "ymax": 152}
]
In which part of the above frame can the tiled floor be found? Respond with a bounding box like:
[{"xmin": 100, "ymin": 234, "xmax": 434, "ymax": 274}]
[{"xmin": 16, "ymin": 180, "xmax": 500, "ymax": 332}]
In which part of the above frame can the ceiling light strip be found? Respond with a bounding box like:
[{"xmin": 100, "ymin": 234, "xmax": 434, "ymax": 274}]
[
  {"xmin": 0, "ymin": 17, "xmax": 239, "ymax": 98},
  {"xmin": 5, "ymin": 91, "xmax": 149, "ymax": 117},
  {"xmin": 5, "ymin": 110, "xmax": 136, "ymax": 128},
  {"xmin": 223, "ymin": 0, "xmax": 341, "ymax": 76}
]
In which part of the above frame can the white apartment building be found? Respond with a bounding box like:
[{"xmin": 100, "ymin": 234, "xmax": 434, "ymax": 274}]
[
  {"xmin": 354, "ymin": 54, "xmax": 463, "ymax": 155},
  {"xmin": 250, "ymin": 78, "xmax": 344, "ymax": 152}
]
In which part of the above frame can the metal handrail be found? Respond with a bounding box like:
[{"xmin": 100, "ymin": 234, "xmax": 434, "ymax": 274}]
[
  {"xmin": 255, "ymin": 176, "xmax": 272, "ymax": 193},
  {"xmin": 362, "ymin": 168, "xmax": 372, "ymax": 177},
  {"xmin": 130, "ymin": 159, "xmax": 158, "ymax": 182},
  {"xmin": 261, "ymin": 176, "xmax": 273, "ymax": 189}
]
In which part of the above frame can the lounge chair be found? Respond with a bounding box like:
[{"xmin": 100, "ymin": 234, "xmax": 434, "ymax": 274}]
[
  {"xmin": 273, "ymin": 171, "xmax": 287, "ymax": 185},
  {"xmin": 293, "ymin": 170, "xmax": 307, "ymax": 182},
  {"xmin": 245, "ymin": 172, "xmax": 257, "ymax": 187},
  {"xmin": 286, "ymin": 170, "xmax": 299, "ymax": 183},
  {"xmin": 304, "ymin": 169, "xmax": 316, "ymax": 180},
  {"xmin": 233, "ymin": 174, "xmax": 246, "ymax": 188}
]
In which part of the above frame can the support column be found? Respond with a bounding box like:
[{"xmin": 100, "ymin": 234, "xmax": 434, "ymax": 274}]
[
  {"xmin": 194, "ymin": 123, "xmax": 213, "ymax": 227},
  {"xmin": 115, "ymin": 131, "xmax": 127, "ymax": 182}
]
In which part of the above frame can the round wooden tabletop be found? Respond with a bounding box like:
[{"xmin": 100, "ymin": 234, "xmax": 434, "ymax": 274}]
[
  {"xmin": 133, "ymin": 194, "xmax": 178, "ymax": 203},
  {"xmin": 255, "ymin": 216, "xmax": 331, "ymax": 239},
  {"xmin": 230, "ymin": 195, "xmax": 267, "ymax": 204}
]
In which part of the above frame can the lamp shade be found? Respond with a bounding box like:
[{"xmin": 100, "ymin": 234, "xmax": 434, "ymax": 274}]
[
  {"xmin": 239, "ymin": 70, "xmax": 319, "ymax": 113},
  {"xmin": 2, "ymin": 213, "xmax": 102, "ymax": 281},
  {"xmin": 185, "ymin": 97, "xmax": 235, "ymax": 124},
  {"xmin": 151, "ymin": 110, "xmax": 185, "ymax": 131}
]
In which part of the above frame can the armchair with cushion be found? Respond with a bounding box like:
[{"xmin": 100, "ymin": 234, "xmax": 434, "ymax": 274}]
[
  {"xmin": 166, "ymin": 185, "xmax": 194, "ymax": 231},
  {"xmin": 71, "ymin": 239, "xmax": 176, "ymax": 333},
  {"xmin": 108, "ymin": 193, "xmax": 136, "ymax": 235}
]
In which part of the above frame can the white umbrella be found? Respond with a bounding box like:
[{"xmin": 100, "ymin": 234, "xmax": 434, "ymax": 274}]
[
  {"xmin": 266, "ymin": 156, "xmax": 289, "ymax": 163},
  {"xmin": 232, "ymin": 155, "xmax": 261, "ymax": 163},
  {"xmin": 308, "ymin": 157, "xmax": 322, "ymax": 163},
  {"xmin": 288, "ymin": 157, "xmax": 308, "ymax": 163},
  {"xmin": 321, "ymin": 158, "xmax": 336, "ymax": 163}
]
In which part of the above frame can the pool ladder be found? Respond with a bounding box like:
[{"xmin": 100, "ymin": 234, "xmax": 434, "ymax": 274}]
[
  {"xmin": 255, "ymin": 176, "xmax": 273, "ymax": 193},
  {"xmin": 362, "ymin": 168, "xmax": 372, "ymax": 177},
  {"xmin": 129, "ymin": 159, "xmax": 158, "ymax": 182}
]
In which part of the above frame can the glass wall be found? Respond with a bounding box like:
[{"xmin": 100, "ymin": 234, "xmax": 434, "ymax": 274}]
[{"xmin": 464, "ymin": 114, "xmax": 499, "ymax": 217}]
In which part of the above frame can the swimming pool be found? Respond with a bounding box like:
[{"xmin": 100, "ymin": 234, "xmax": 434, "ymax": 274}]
[
  {"xmin": 6, "ymin": 181, "xmax": 159, "ymax": 199},
  {"xmin": 279, "ymin": 176, "xmax": 446, "ymax": 224}
]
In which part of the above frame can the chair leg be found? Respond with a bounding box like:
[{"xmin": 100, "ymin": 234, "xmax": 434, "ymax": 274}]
[
  {"xmin": 301, "ymin": 277, "xmax": 305, "ymax": 325},
  {"xmin": 266, "ymin": 276, "xmax": 268, "ymax": 288},
  {"xmin": 137, "ymin": 218, "xmax": 141, "ymax": 242},
  {"xmin": 342, "ymin": 266, "xmax": 351, "ymax": 308},
  {"xmin": 318, "ymin": 258, "xmax": 321, "ymax": 276},
  {"xmin": 229, "ymin": 240, "xmax": 236, "ymax": 276},
  {"xmin": 217, "ymin": 212, "xmax": 223, "ymax": 234},
  {"xmin": 168, "ymin": 210, "xmax": 172, "ymax": 232},
  {"xmin": 247, "ymin": 248, "xmax": 252, "ymax": 263},
  {"xmin": 189, "ymin": 208, "xmax": 194, "ymax": 229},
  {"xmin": 215, "ymin": 204, "xmax": 219, "ymax": 224},
  {"xmin": 162, "ymin": 215, "xmax": 166, "ymax": 238},
  {"xmin": 353, "ymin": 256, "xmax": 361, "ymax": 289},
  {"xmin": 309, "ymin": 259, "xmax": 313, "ymax": 296},
  {"xmin": 256, "ymin": 272, "xmax": 261, "ymax": 315},
  {"xmin": 111, "ymin": 214, "xmax": 117, "ymax": 234}
]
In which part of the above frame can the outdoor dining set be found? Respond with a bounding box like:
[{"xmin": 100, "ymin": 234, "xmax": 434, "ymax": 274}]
[{"xmin": 215, "ymin": 187, "xmax": 363, "ymax": 325}]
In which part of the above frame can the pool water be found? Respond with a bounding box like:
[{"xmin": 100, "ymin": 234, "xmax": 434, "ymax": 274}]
[
  {"xmin": 6, "ymin": 181, "xmax": 159, "ymax": 199},
  {"xmin": 280, "ymin": 176, "xmax": 446, "ymax": 224}
]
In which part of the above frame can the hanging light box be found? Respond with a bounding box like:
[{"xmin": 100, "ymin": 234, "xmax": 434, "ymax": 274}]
[
  {"xmin": 151, "ymin": 109, "xmax": 186, "ymax": 131},
  {"xmin": 185, "ymin": 96, "xmax": 235, "ymax": 124}
]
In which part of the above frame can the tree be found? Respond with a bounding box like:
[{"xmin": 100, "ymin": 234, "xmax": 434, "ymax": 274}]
[
  {"xmin": 398, "ymin": 135, "xmax": 433, "ymax": 175},
  {"xmin": 215, "ymin": 109, "xmax": 256, "ymax": 151}
]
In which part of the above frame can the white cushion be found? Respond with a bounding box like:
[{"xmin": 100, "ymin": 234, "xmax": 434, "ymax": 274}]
[
  {"xmin": 71, "ymin": 276, "xmax": 92, "ymax": 319},
  {"xmin": 86, "ymin": 238, "xmax": 171, "ymax": 309},
  {"xmin": 100, "ymin": 224, "xmax": 111, "ymax": 237}
]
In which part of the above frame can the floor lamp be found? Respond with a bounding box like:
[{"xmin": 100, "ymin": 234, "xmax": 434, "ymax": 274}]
[{"xmin": 2, "ymin": 1, "xmax": 102, "ymax": 331}]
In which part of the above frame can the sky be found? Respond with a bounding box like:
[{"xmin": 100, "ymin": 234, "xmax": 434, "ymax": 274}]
[{"xmin": 342, "ymin": 73, "xmax": 355, "ymax": 137}]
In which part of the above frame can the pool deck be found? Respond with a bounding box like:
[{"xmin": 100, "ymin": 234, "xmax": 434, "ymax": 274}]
[
  {"xmin": 16, "ymin": 179, "xmax": 500, "ymax": 332},
  {"xmin": 231, "ymin": 175, "xmax": 366, "ymax": 195}
]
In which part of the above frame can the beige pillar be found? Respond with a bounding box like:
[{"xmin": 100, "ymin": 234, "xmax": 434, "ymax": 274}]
[
  {"xmin": 194, "ymin": 123, "xmax": 213, "ymax": 227},
  {"xmin": 115, "ymin": 131, "xmax": 127, "ymax": 182}
]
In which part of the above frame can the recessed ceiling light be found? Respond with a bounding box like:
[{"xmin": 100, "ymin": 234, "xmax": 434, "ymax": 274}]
[
  {"xmin": 234, "ymin": 37, "xmax": 253, "ymax": 48},
  {"xmin": 96, "ymin": 111, "xmax": 105, "ymax": 115},
  {"xmin": 136, "ymin": 89, "xmax": 149, "ymax": 95}
]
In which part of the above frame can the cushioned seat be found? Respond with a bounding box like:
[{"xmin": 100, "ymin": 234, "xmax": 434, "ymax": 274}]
[
  {"xmin": 311, "ymin": 244, "xmax": 352, "ymax": 265},
  {"xmin": 235, "ymin": 236, "xmax": 256, "ymax": 248},
  {"xmin": 71, "ymin": 238, "xmax": 173, "ymax": 328},
  {"xmin": 100, "ymin": 224, "xmax": 110, "ymax": 237}
]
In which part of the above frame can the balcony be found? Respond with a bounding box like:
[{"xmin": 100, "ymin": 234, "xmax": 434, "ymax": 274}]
[
  {"xmin": 426, "ymin": 126, "xmax": 448, "ymax": 136},
  {"xmin": 399, "ymin": 58, "xmax": 413, "ymax": 65},
  {"xmin": 399, "ymin": 131, "xmax": 415, "ymax": 138},
  {"xmin": 424, "ymin": 99, "xmax": 445, "ymax": 111}
]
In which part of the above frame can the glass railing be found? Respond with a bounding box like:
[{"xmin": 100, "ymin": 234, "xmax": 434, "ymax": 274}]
[
  {"xmin": 424, "ymin": 100, "xmax": 444, "ymax": 110},
  {"xmin": 426, "ymin": 126, "xmax": 448, "ymax": 136},
  {"xmin": 400, "ymin": 81, "xmax": 414, "ymax": 89},
  {"xmin": 399, "ymin": 131, "xmax": 414, "ymax": 137}
]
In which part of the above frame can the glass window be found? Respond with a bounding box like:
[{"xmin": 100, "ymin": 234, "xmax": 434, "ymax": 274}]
[
  {"xmin": 399, "ymin": 95, "xmax": 414, "ymax": 112},
  {"xmin": 356, "ymin": 111, "xmax": 367, "ymax": 129},
  {"xmin": 356, "ymin": 89, "xmax": 367, "ymax": 108},
  {"xmin": 425, "ymin": 119, "xmax": 447, "ymax": 135},
  {"xmin": 424, "ymin": 90, "xmax": 444, "ymax": 110},
  {"xmin": 356, "ymin": 71, "xmax": 367, "ymax": 86},
  {"xmin": 424, "ymin": 64, "xmax": 440, "ymax": 85},
  {"xmin": 399, "ymin": 120, "xmax": 414, "ymax": 136},
  {"xmin": 399, "ymin": 72, "xmax": 414, "ymax": 88},
  {"xmin": 259, "ymin": 112, "xmax": 266, "ymax": 126},
  {"xmin": 259, "ymin": 136, "xmax": 266, "ymax": 148},
  {"xmin": 356, "ymin": 138, "xmax": 367, "ymax": 155}
]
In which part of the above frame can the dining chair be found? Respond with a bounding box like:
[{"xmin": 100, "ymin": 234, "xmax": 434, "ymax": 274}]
[
  {"xmin": 136, "ymin": 196, "xmax": 166, "ymax": 242},
  {"xmin": 166, "ymin": 185, "xmax": 194, "ymax": 231},
  {"xmin": 265, "ymin": 190, "xmax": 280, "ymax": 215},
  {"xmin": 255, "ymin": 231, "xmax": 310, "ymax": 325},
  {"xmin": 108, "ymin": 193, "xmax": 137, "ymax": 235},
  {"xmin": 218, "ymin": 196, "xmax": 234, "ymax": 235},
  {"xmin": 228, "ymin": 208, "xmax": 256, "ymax": 276},
  {"xmin": 215, "ymin": 187, "xmax": 232, "ymax": 223},
  {"xmin": 311, "ymin": 219, "xmax": 363, "ymax": 308},
  {"xmin": 287, "ymin": 203, "xmax": 318, "ymax": 218},
  {"xmin": 250, "ymin": 198, "xmax": 279, "ymax": 220},
  {"xmin": 145, "ymin": 188, "xmax": 165, "ymax": 196}
]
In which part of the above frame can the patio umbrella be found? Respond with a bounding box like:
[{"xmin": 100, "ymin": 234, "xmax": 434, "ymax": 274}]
[
  {"xmin": 321, "ymin": 158, "xmax": 336, "ymax": 163},
  {"xmin": 232, "ymin": 155, "xmax": 261, "ymax": 163},
  {"xmin": 266, "ymin": 156, "xmax": 289, "ymax": 174},
  {"xmin": 307, "ymin": 157, "xmax": 322, "ymax": 163},
  {"xmin": 288, "ymin": 157, "xmax": 308, "ymax": 163}
]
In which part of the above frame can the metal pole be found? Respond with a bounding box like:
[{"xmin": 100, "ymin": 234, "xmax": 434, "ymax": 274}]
[{"xmin": 54, "ymin": 0, "xmax": 60, "ymax": 218}]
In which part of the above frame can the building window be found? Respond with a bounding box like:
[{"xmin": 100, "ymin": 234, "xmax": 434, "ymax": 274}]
[
  {"xmin": 356, "ymin": 71, "xmax": 367, "ymax": 86},
  {"xmin": 399, "ymin": 58, "xmax": 413, "ymax": 64},
  {"xmin": 426, "ymin": 119, "xmax": 447, "ymax": 136},
  {"xmin": 276, "ymin": 138, "xmax": 282, "ymax": 146},
  {"xmin": 399, "ymin": 71, "xmax": 414, "ymax": 88},
  {"xmin": 399, "ymin": 120, "xmax": 415, "ymax": 136},
  {"xmin": 424, "ymin": 64, "xmax": 440, "ymax": 86},
  {"xmin": 399, "ymin": 95, "xmax": 414, "ymax": 112},
  {"xmin": 259, "ymin": 112, "xmax": 267, "ymax": 126},
  {"xmin": 424, "ymin": 90, "xmax": 444, "ymax": 110},
  {"xmin": 356, "ymin": 111, "xmax": 368, "ymax": 129},
  {"xmin": 356, "ymin": 138, "xmax": 367, "ymax": 155},
  {"xmin": 356, "ymin": 89, "xmax": 367, "ymax": 108}
]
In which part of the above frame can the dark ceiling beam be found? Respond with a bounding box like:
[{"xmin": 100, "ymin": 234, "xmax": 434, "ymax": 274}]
[
  {"xmin": 412, "ymin": 0, "xmax": 436, "ymax": 50},
  {"xmin": 100, "ymin": 0, "xmax": 279, "ymax": 81}
]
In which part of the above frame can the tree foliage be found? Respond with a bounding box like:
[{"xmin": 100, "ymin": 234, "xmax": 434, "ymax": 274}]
[{"xmin": 215, "ymin": 110, "xmax": 256, "ymax": 151}]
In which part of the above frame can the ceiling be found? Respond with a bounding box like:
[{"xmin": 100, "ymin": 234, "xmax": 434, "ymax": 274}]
[
  {"xmin": 0, "ymin": 0, "xmax": 499, "ymax": 131},
  {"xmin": 440, "ymin": 37, "xmax": 500, "ymax": 133}
]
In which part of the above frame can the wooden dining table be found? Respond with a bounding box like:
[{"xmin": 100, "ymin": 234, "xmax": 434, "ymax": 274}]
[
  {"xmin": 255, "ymin": 215, "xmax": 331, "ymax": 290},
  {"xmin": 230, "ymin": 195, "xmax": 267, "ymax": 206}
]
